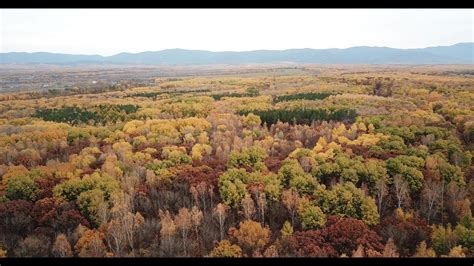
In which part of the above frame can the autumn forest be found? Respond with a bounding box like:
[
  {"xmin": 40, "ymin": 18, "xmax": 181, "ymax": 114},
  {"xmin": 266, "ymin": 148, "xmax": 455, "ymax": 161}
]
[{"xmin": 0, "ymin": 65, "xmax": 473, "ymax": 258}]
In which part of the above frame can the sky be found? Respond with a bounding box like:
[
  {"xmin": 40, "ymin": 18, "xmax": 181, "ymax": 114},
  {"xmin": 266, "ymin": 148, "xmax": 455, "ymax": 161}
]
[{"xmin": 1, "ymin": 9, "xmax": 473, "ymax": 56}]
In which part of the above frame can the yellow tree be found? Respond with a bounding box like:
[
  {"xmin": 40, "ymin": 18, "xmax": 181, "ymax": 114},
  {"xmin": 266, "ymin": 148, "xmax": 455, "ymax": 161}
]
[
  {"xmin": 228, "ymin": 220, "xmax": 270, "ymax": 257},
  {"xmin": 447, "ymin": 245, "xmax": 466, "ymax": 257},
  {"xmin": 191, "ymin": 143, "xmax": 212, "ymax": 162},
  {"xmin": 209, "ymin": 240, "xmax": 243, "ymax": 258},
  {"xmin": 413, "ymin": 241, "xmax": 436, "ymax": 257},
  {"xmin": 75, "ymin": 228, "xmax": 107, "ymax": 257},
  {"xmin": 0, "ymin": 247, "xmax": 6, "ymax": 258}
]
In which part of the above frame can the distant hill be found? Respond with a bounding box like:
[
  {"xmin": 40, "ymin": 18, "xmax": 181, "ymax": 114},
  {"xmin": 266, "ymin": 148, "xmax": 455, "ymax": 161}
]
[{"xmin": 1, "ymin": 43, "xmax": 473, "ymax": 65}]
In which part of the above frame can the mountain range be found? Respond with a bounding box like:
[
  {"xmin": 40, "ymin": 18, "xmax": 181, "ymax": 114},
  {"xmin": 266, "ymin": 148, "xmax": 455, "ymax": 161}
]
[{"xmin": 1, "ymin": 43, "xmax": 473, "ymax": 65}]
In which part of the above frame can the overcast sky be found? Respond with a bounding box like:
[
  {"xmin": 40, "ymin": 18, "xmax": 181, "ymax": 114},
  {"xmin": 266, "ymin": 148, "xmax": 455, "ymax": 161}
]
[{"xmin": 1, "ymin": 9, "xmax": 473, "ymax": 56}]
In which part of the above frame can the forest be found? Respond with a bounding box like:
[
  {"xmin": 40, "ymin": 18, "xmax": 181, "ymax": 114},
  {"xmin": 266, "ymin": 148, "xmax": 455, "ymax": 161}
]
[{"xmin": 0, "ymin": 65, "xmax": 473, "ymax": 258}]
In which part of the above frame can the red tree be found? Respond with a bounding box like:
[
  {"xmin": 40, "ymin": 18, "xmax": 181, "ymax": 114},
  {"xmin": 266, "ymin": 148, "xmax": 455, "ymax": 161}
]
[
  {"xmin": 290, "ymin": 230, "xmax": 337, "ymax": 257},
  {"xmin": 0, "ymin": 200, "xmax": 33, "ymax": 236},
  {"xmin": 32, "ymin": 197, "xmax": 58, "ymax": 228},
  {"xmin": 35, "ymin": 176, "xmax": 61, "ymax": 199},
  {"xmin": 376, "ymin": 211, "xmax": 431, "ymax": 257},
  {"xmin": 290, "ymin": 216, "xmax": 384, "ymax": 257},
  {"xmin": 174, "ymin": 164, "xmax": 221, "ymax": 188},
  {"xmin": 57, "ymin": 209, "xmax": 90, "ymax": 233}
]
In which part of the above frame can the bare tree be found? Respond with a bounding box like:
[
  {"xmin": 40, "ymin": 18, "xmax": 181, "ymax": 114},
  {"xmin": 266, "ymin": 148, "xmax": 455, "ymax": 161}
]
[
  {"xmin": 51, "ymin": 234, "xmax": 72, "ymax": 257},
  {"xmin": 257, "ymin": 193, "xmax": 267, "ymax": 226},
  {"xmin": 196, "ymin": 182, "xmax": 207, "ymax": 211},
  {"xmin": 372, "ymin": 78, "xmax": 393, "ymax": 97},
  {"xmin": 446, "ymin": 181, "xmax": 469, "ymax": 222},
  {"xmin": 106, "ymin": 195, "xmax": 144, "ymax": 256},
  {"xmin": 213, "ymin": 203, "xmax": 228, "ymax": 241},
  {"xmin": 106, "ymin": 219, "xmax": 126, "ymax": 256},
  {"xmin": 375, "ymin": 178, "xmax": 388, "ymax": 216},
  {"xmin": 421, "ymin": 180, "xmax": 442, "ymax": 224},
  {"xmin": 190, "ymin": 206, "xmax": 203, "ymax": 239},
  {"xmin": 175, "ymin": 208, "xmax": 192, "ymax": 256},
  {"xmin": 159, "ymin": 210, "xmax": 176, "ymax": 256},
  {"xmin": 97, "ymin": 201, "xmax": 110, "ymax": 226},
  {"xmin": 282, "ymin": 188, "xmax": 300, "ymax": 227},
  {"xmin": 241, "ymin": 193, "xmax": 256, "ymax": 220},
  {"xmin": 393, "ymin": 175, "xmax": 410, "ymax": 209},
  {"xmin": 209, "ymin": 185, "xmax": 215, "ymax": 210}
]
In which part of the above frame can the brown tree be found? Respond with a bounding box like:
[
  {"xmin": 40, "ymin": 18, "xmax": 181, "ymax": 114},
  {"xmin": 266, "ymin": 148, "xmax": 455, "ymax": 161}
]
[
  {"xmin": 51, "ymin": 234, "xmax": 73, "ymax": 257},
  {"xmin": 382, "ymin": 238, "xmax": 399, "ymax": 257},
  {"xmin": 14, "ymin": 235, "xmax": 50, "ymax": 257}
]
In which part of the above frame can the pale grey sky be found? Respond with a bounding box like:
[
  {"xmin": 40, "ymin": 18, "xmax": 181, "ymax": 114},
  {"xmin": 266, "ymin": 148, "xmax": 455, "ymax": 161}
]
[{"xmin": 1, "ymin": 9, "xmax": 473, "ymax": 56}]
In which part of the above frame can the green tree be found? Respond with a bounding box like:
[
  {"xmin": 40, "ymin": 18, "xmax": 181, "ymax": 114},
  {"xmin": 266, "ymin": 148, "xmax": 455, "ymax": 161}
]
[
  {"xmin": 77, "ymin": 189, "xmax": 106, "ymax": 226},
  {"xmin": 278, "ymin": 159, "xmax": 317, "ymax": 194},
  {"xmin": 218, "ymin": 168, "xmax": 249, "ymax": 208},
  {"xmin": 386, "ymin": 155, "xmax": 425, "ymax": 193},
  {"xmin": 298, "ymin": 198, "xmax": 326, "ymax": 230},
  {"xmin": 250, "ymin": 172, "xmax": 282, "ymax": 202},
  {"xmin": 6, "ymin": 174, "xmax": 40, "ymax": 201},
  {"xmin": 438, "ymin": 161, "xmax": 464, "ymax": 186},
  {"xmin": 54, "ymin": 173, "xmax": 120, "ymax": 202},
  {"xmin": 455, "ymin": 215, "xmax": 474, "ymax": 255},
  {"xmin": 246, "ymin": 87, "xmax": 260, "ymax": 97},
  {"xmin": 289, "ymin": 172, "xmax": 318, "ymax": 196},
  {"xmin": 318, "ymin": 182, "xmax": 379, "ymax": 226},
  {"xmin": 243, "ymin": 113, "xmax": 262, "ymax": 127},
  {"xmin": 431, "ymin": 224, "xmax": 458, "ymax": 256},
  {"xmin": 53, "ymin": 177, "xmax": 96, "ymax": 202},
  {"xmin": 227, "ymin": 146, "xmax": 268, "ymax": 171},
  {"xmin": 362, "ymin": 159, "xmax": 389, "ymax": 194}
]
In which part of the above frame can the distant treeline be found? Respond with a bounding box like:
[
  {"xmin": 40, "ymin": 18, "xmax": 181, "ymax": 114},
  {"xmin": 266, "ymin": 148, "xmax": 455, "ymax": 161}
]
[
  {"xmin": 211, "ymin": 88, "xmax": 260, "ymax": 100},
  {"xmin": 239, "ymin": 108, "xmax": 357, "ymax": 126},
  {"xmin": 1, "ymin": 82, "xmax": 152, "ymax": 101},
  {"xmin": 34, "ymin": 104, "xmax": 139, "ymax": 126},
  {"xmin": 126, "ymin": 89, "xmax": 211, "ymax": 100},
  {"xmin": 273, "ymin": 92, "xmax": 336, "ymax": 103}
]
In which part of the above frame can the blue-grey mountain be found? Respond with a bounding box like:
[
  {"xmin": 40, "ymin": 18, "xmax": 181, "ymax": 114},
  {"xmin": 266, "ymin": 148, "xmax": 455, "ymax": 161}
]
[{"xmin": 1, "ymin": 43, "xmax": 472, "ymax": 65}]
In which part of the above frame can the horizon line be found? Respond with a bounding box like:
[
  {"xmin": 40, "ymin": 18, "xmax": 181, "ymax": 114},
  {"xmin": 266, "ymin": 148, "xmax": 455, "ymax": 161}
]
[{"xmin": 1, "ymin": 42, "xmax": 472, "ymax": 57}]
